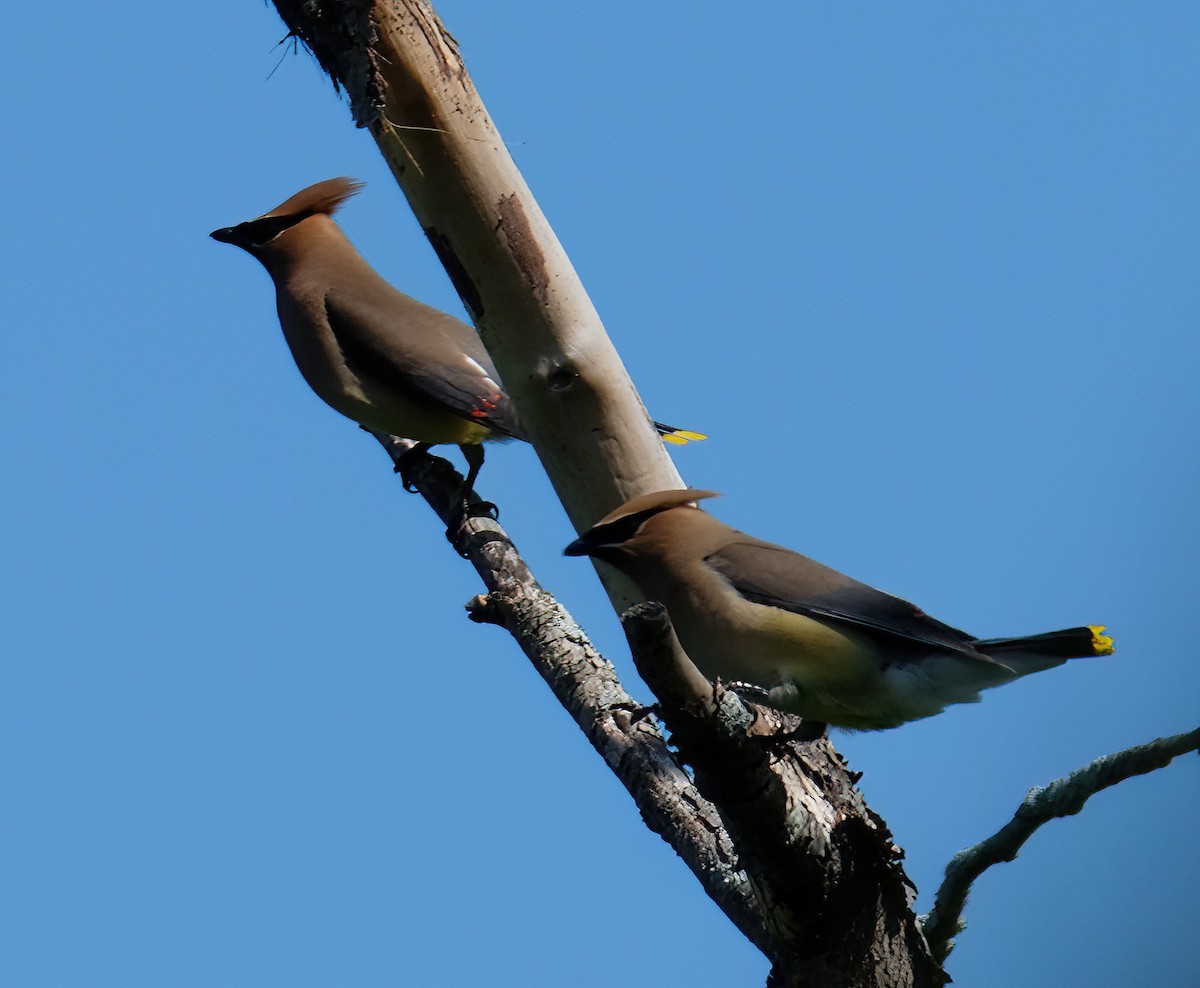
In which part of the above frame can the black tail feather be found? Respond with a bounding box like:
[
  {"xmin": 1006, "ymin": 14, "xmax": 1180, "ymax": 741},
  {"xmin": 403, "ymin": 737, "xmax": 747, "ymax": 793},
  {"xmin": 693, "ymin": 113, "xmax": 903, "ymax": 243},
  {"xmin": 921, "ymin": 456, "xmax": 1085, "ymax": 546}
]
[{"xmin": 975, "ymin": 626, "xmax": 1113, "ymax": 660}]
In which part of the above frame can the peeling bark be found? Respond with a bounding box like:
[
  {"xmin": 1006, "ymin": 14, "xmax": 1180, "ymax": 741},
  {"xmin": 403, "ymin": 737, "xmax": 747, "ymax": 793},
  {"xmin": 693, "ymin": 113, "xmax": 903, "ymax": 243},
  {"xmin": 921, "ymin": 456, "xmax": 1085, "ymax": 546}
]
[
  {"xmin": 267, "ymin": 4, "xmax": 942, "ymax": 983},
  {"xmin": 622, "ymin": 604, "xmax": 940, "ymax": 988},
  {"xmin": 257, "ymin": 6, "xmax": 1193, "ymax": 986},
  {"xmin": 369, "ymin": 436, "xmax": 769, "ymax": 953}
]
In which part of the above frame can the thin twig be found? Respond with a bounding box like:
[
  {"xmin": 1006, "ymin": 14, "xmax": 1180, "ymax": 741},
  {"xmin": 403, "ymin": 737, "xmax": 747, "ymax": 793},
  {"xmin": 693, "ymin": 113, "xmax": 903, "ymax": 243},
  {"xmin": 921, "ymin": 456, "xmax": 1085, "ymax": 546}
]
[{"xmin": 922, "ymin": 726, "xmax": 1200, "ymax": 962}]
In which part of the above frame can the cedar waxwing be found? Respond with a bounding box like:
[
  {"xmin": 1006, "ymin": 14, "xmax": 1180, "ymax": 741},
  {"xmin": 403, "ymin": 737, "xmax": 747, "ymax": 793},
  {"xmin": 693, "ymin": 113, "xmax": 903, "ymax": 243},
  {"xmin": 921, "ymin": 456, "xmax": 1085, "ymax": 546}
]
[
  {"xmin": 564, "ymin": 490, "xmax": 1114, "ymax": 730},
  {"xmin": 210, "ymin": 178, "xmax": 703, "ymax": 511}
]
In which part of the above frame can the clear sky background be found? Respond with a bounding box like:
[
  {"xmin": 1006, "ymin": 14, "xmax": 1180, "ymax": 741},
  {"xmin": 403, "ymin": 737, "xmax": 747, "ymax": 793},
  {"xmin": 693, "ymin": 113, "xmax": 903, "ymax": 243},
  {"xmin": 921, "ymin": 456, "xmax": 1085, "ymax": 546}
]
[{"xmin": 4, "ymin": 3, "xmax": 1198, "ymax": 985}]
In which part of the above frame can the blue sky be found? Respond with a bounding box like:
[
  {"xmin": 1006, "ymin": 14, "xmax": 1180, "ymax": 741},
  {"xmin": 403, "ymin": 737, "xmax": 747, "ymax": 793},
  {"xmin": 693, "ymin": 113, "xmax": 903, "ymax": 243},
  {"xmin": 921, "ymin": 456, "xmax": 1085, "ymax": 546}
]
[{"xmin": 4, "ymin": 2, "xmax": 1197, "ymax": 985}]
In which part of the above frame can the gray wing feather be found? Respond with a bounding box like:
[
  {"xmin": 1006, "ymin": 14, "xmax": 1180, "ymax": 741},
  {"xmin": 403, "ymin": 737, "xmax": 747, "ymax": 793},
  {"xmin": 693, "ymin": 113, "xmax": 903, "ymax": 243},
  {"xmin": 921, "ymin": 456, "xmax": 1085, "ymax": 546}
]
[
  {"xmin": 706, "ymin": 540, "xmax": 983, "ymax": 658},
  {"xmin": 324, "ymin": 289, "xmax": 526, "ymax": 440}
]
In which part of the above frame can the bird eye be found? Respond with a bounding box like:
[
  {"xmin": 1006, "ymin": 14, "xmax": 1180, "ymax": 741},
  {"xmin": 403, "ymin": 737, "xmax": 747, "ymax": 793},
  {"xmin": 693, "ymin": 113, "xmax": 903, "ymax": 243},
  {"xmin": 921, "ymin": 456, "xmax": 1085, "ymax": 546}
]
[
  {"xmin": 247, "ymin": 215, "xmax": 298, "ymax": 247},
  {"xmin": 596, "ymin": 509, "xmax": 661, "ymax": 545}
]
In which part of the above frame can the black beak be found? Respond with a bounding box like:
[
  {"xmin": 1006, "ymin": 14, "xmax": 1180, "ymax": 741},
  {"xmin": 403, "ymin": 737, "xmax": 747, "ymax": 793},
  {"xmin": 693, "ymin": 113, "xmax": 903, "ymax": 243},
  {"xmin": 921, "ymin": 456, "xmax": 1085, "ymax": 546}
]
[
  {"xmin": 563, "ymin": 536, "xmax": 592, "ymax": 557},
  {"xmin": 209, "ymin": 227, "xmax": 236, "ymax": 243}
]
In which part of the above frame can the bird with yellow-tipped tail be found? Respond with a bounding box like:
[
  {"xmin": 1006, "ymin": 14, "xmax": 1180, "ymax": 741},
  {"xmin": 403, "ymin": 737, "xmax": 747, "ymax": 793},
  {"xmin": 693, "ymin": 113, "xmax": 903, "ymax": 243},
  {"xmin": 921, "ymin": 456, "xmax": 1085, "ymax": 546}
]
[{"xmin": 566, "ymin": 489, "xmax": 1113, "ymax": 732}]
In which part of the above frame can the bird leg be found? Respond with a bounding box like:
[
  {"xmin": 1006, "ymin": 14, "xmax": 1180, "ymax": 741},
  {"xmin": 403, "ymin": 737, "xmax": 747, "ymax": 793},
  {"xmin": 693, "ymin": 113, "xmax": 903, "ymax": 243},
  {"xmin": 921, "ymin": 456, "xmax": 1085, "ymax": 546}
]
[
  {"xmin": 457, "ymin": 444, "xmax": 498, "ymax": 522},
  {"xmin": 442, "ymin": 444, "xmax": 500, "ymax": 556},
  {"xmin": 770, "ymin": 720, "xmax": 829, "ymax": 744},
  {"xmin": 393, "ymin": 441, "xmax": 433, "ymax": 493},
  {"xmin": 626, "ymin": 702, "xmax": 661, "ymax": 723},
  {"xmin": 746, "ymin": 712, "xmax": 829, "ymax": 747},
  {"xmin": 729, "ymin": 682, "xmax": 828, "ymax": 744}
]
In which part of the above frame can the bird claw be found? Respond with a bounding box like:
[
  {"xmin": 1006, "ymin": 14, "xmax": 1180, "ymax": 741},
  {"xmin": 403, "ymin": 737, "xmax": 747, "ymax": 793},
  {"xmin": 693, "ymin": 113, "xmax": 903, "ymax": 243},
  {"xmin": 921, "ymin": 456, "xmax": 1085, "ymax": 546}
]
[
  {"xmin": 444, "ymin": 498, "xmax": 498, "ymax": 558},
  {"xmin": 444, "ymin": 499, "xmax": 469, "ymax": 550},
  {"xmin": 445, "ymin": 496, "xmax": 499, "ymax": 529},
  {"xmin": 392, "ymin": 443, "xmax": 431, "ymax": 493},
  {"xmin": 467, "ymin": 500, "xmax": 499, "ymax": 521},
  {"xmin": 446, "ymin": 528, "xmax": 471, "ymax": 559},
  {"xmin": 787, "ymin": 719, "xmax": 828, "ymax": 742},
  {"xmin": 625, "ymin": 702, "xmax": 660, "ymax": 723},
  {"xmin": 393, "ymin": 458, "xmax": 419, "ymax": 493},
  {"xmin": 753, "ymin": 719, "xmax": 828, "ymax": 747}
]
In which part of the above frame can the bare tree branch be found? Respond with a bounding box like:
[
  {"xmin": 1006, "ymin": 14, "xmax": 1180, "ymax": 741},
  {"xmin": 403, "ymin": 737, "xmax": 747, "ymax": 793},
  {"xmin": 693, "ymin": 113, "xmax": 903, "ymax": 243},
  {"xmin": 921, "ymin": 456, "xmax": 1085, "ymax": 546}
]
[
  {"xmin": 922, "ymin": 727, "xmax": 1200, "ymax": 962},
  {"xmin": 366, "ymin": 435, "xmax": 770, "ymax": 954},
  {"xmin": 622, "ymin": 603, "xmax": 943, "ymax": 988},
  {"xmin": 259, "ymin": 5, "xmax": 1193, "ymax": 985},
  {"xmin": 268, "ymin": 3, "xmax": 944, "ymax": 983}
]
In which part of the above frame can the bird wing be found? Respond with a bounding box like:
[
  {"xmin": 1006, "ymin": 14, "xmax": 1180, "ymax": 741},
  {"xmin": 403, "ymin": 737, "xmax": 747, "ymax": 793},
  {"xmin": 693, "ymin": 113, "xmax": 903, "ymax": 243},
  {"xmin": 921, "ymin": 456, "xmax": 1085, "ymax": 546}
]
[
  {"xmin": 324, "ymin": 289, "xmax": 526, "ymax": 440},
  {"xmin": 705, "ymin": 540, "xmax": 989, "ymax": 659}
]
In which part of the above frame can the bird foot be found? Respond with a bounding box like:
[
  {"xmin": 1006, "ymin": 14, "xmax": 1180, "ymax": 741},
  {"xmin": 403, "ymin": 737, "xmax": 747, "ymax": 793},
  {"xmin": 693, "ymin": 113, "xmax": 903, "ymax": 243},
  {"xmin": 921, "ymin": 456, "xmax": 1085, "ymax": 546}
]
[
  {"xmin": 627, "ymin": 702, "xmax": 660, "ymax": 723},
  {"xmin": 445, "ymin": 496, "xmax": 499, "ymax": 529},
  {"xmin": 467, "ymin": 500, "xmax": 499, "ymax": 521},
  {"xmin": 393, "ymin": 461, "xmax": 419, "ymax": 493},
  {"xmin": 753, "ymin": 719, "xmax": 828, "ymax": 747},
  {"xmin": 392, "ymin": 444, "xmax": 430, "ymax": 493},
  {"xmin": 446, "ymin": 532, "xmax": 470, "ymax": 558},
  {"xmin": 785, "ymin": 720, "xmax": 828, "ymax": 742},
  {"xmin": 444, "ymin": 499, "xmax": 499, "ymax": 558},
  {"xmin": 444, "ymin": 500, "xmax": 470, "ymax": 556}
]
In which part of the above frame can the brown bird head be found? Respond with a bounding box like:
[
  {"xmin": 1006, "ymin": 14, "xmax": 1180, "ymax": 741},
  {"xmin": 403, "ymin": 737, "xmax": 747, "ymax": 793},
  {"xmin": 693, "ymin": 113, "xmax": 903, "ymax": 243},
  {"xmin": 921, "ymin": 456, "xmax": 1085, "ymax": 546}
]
[
  {"xmin": 209, "ymin": 177, "xmax": 364, "ymax": 257},
  {"xmin": 563, "ymin": 489, "xmax": 721, "ymax": 564}
]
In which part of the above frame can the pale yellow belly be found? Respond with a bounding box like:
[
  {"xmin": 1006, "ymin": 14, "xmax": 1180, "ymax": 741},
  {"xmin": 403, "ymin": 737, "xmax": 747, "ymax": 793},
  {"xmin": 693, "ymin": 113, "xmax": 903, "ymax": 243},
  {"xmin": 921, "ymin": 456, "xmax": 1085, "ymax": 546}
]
[
  {"xmin": 659, "ymin": 587, "xmax": 927, "ymax": 727},
  {"xmin": 682, "ymin": 602, "xmax": 880, "ymax": 693},
  {"xmin": 329, "ymin": 374, "xmax": 495, "ymax": 446}
]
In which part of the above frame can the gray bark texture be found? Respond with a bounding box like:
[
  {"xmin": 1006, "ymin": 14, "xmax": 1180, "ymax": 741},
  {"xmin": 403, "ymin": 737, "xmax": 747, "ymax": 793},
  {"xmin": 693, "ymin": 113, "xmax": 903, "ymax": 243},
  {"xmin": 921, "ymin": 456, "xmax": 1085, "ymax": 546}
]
[
  {"xmin": 261, "ymin": 4, "xmax": 1196, "ymax": 985},
  {"xmin": 369, "ymin": 436, "xmax": 941, "ymax": 987}
]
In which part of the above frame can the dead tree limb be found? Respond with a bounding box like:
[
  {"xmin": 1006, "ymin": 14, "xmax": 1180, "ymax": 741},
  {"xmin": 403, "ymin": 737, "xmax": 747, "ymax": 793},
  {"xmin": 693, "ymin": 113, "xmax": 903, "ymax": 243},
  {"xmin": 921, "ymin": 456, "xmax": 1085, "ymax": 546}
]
[
  {"xmin": 622, "ymin": 603, "xmax": 939, "ymax": 988},
  {"xmin": 922, "ymin": 727, "xmax": 1200, "ymax": 962},
  {"xmin": 369, "ymin": 435, "xmax": 943, "ymax": 986},
  {"xmin": 367, "ymin": 435, "xmax": 769, "ymax": 955},
  {"xmin": 257, "ymin": 4, "xmax": 1188, "ymax": 985},
  {"xmin": 264, "ymin": 3, "xmax": 944, "ymax": 984}
]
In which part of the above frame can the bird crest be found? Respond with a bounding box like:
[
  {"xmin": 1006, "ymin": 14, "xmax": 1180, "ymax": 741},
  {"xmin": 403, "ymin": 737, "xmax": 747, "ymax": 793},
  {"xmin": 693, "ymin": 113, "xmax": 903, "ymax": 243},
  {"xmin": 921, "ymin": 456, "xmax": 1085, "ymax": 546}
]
[
  {"xmin": 590, "ymin": 488, "xmax": 720, "ymax": 528},
  {"xmin": 261, "ymin": 176, "xmax": 365, "ymax": 221}
]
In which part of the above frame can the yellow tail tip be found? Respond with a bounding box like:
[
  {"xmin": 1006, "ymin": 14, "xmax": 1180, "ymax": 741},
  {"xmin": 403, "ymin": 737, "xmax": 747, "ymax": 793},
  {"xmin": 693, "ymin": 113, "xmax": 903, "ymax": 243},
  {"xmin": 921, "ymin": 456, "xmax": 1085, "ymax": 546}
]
[
  {"xmin": 1088, "ymin": 625, "xmax": 1115, "ymax": 655},
  {"xmin": 661, "ymin": 430, "xmax": 708, "ymax": 445}
]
